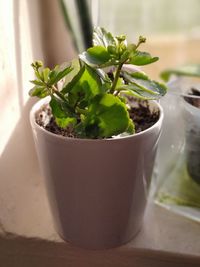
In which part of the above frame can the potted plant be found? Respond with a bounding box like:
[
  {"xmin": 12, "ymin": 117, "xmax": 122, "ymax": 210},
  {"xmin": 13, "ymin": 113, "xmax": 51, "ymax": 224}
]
[
  {"xmin": 161, "ymin": 65, "xmax": 200, "ymax": 185},
  {"xmin": 29, "ymin": 27, "xmax": 166, "ymax": 249}
]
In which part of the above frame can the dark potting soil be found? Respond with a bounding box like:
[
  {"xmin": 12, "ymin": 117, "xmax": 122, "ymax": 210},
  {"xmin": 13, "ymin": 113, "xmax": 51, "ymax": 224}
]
[
  {"xmin": 186, "ymin": 150, "xmax": 200, "ymax": 185},
  {"xmin": 35, "ymin": 99, "xmax": 159, "ymax": 138},
  {"xmin": 128, "ymin": 99, "xmax": 159, "ymax": 133},
  {"xmin": 184, "ymin": 88, "xmax": 200, "ymax": 108},
  {"xmin": 186, "ymin": 129, "xmax": 200, "ymax": 185},
  {"xmin": 35, "ymin": 105, "xmax": 77, "ymax": 138},
  {"xmin": 184, "ymin": 88, "xmax": 200, "ymax": 185}
]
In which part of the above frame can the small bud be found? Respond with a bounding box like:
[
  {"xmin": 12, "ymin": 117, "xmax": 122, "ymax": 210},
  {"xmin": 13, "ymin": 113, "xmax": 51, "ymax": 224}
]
[
  {"xmin": 116, "ymin": 35, "xmax": 126, "ymax": 42},
  {"xmin": 139, "ymin": 36, "xmax": 146, "ymax": 44},
  {"xmin": 35, "ymin": 60, "xmax": 43, "ymax": 68},
  {"xmin": 31, "ymin": 62, "xmax": 36, "ymax": 68},
  {"xmin": 31, "ymin": 61, "xmax": 43, "ymax": 69}
]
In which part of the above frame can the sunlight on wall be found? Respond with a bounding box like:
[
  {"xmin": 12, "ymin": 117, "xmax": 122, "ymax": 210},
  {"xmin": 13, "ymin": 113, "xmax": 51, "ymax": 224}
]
[
  {"xmin": 0, "ymin": 0, "xmax": 20, "ymax": 155},
  {"xmin": 0, "ymin": 0, "xmax": 76, "ymax": 159},
  {"xmin": 0, "ymin": 0, "xmax": 43, "ymax": 156},
  {"xmin": 19, "ymin": 0, "xmax": 36, "ymax": 104}
]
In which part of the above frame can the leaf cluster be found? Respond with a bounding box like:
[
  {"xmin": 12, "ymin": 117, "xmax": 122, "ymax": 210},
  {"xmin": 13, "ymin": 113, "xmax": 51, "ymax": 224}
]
[{"xmin": 29, "ymin": 27, "xmax": 167, "ymax": 139}]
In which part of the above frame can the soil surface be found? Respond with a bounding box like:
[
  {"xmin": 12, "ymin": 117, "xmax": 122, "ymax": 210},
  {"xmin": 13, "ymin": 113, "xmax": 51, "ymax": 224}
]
[
  {"xmin": 184, "ymin": 88, "xmax": 200, "ymax": 184},
  {"xmin": 128, "ymin": 99, "xmax": 159, "ymax": 133},
  {"xmin": 35, "ymin": 99, "xmax": 159, "ymax": 138},
  {"xmin": 184, "ymin": 88, "xmax": 200, "ymax": 108},
  {"xmin": 35, "ymin": 105, "xmax": 77, "ymax": 138}
]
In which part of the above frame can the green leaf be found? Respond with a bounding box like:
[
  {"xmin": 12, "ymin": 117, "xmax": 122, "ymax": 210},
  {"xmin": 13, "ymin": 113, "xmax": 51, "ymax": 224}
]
[
  {"xmin": 55, "ymin": 117, "xmax": 76, "ymax": 128},
  {"xmin": 95, "ymin": 68, "xmax": 112, "ymax": 84},
  {"xmin": 121, "ymin": 71, "xmax": 167, "ymax": 99},
  {"xmin": 29, "ymin": 86, "xmax": 49, "ymax": 98},
  {"xmin": 93, "ymin": 27, "xmax": 116, "ymax": 48},
  {"xmin": 62, "ymin": 59, "xmax": 81, "ymax": 87},
  {"xmin": 84, "ymin": 94, "xmax": 130, "ymax": 138},
  {"xmin": 79, "ymin": 27, "xmax": 125, "ymax": 68},
  {"xmin": 49, "ymin": 64, "xmax": 73, "ymax": 85},
  {"xmin": 107, "ymin": 45, "xmax": 117, "ymax": 55},
  {"xmin": 42, "ymin": 68, "xmax": 50, "ymax": 83},
  {"xmin": 80, "ymin": 27, "xmax": 132, "ymax": 67},
  {"xmin": 120, "ymin": 50, "xmax": 131, "ymax": 62},
  {"xmin": 61, "ymin": 65, "xmax": 85, "ymax": 94},
  {"xmin": 87, "ymin": 46, "xmax": 111, "ymax": 64},
  {"xmin": 49, "ymin": 65, "xmax": 60, "ymax": 82},
  {"xmin": 126, "ymin": 119, "xmax": 135, "ymax": 134},
  {"xmin": 160, "ymin": 64, "xmax": 200, "ymax": 82},
  {"xmin": 30, "ymin": 80, "xmax": 44, "ymax": 86},
  {"xmin": 115, "ymin": 77, "xmax": 124, "ymax": 88},
  {"xmin": 65, "ymin": 65, "xmax": 103, "ymax": 108},
  {"xmin": 129, "ymin": 51, "xmax": 159, "ymax": 66},
  {"xmin": 79, "ymin": 51, "xmax": 116, "ymax": 68},
  {"xmin": 74, "ymin": 122, "xmax": 86, "ymax": 138},
  {"xmin": 49, "ymin": 96, "xmax": 67, "ymax": 118},
  {"xmin": 49, "ymin": 96, "xmax": 76, "ymax": 128},
  {"xmin": 119, "ymin": 85, "xmax": 160, "ymax": 100},
  {"xmin": 34, "ymin": 70, "xmax": 41, "ymax": 80},
  {"xmin": 128, "ymin": 71, "xmax": 149, "ymax": 80},
  {"xmin": 127, "ymin": 44, "xmax": 137, "ymax": 52}
]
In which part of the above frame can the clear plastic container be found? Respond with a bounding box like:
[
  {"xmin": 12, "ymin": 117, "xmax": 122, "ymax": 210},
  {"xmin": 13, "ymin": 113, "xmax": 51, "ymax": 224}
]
[{"xmin": 154, "ymin": 77, "xmax": 200, "ymax": 222}]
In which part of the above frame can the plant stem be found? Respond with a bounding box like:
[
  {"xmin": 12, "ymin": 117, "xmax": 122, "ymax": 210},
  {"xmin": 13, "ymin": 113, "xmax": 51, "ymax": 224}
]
[
  {"xmin": 76, "ymin": 107, "xmax": 88, "ymax": 115},
  {"xmin": 52, "ymin": 85, "xmax": 74, "ymax": 113},
  {"xmin": 52, "ymin": 85, "xmax": 67, "ymax": 102},
  {"xmin": 114, "ymin": 90, "xmax": 120, "ymax": 96},
  {"xmin": 110, "ymin": 63, "xmax": 123, "ymax": 94},
  {"xmin": 135, "ymin": 36, "xmax": 146, "ymax": 50}
]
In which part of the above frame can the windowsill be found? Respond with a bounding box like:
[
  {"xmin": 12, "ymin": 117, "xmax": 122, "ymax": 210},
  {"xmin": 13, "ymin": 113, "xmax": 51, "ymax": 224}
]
[{"xmin": 1, "ymin": 168, "xmax": 200, "ymax": 266}]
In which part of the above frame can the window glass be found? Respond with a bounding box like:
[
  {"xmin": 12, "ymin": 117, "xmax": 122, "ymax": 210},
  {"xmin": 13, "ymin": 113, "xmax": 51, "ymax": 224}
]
[{"xmin": 93, "ymin": 0, "xmax": 200, "ymax": 78}]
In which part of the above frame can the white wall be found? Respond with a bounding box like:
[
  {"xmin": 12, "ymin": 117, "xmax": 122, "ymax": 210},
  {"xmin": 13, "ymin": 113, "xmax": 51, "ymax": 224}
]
[
  {"xmin": 0, "ymin": 0, "xmax": 42, "ymax": 156},
  {"xmin": 0, "ymin": 0, "xmax": 76, "ymax": 207},
  {"xmin": 0, "ymin": 0, "xmax": 76, "ymax": 155},
  {"xmin": 0, "ymin": 0, "xmax": 77, "ymax": 242}
]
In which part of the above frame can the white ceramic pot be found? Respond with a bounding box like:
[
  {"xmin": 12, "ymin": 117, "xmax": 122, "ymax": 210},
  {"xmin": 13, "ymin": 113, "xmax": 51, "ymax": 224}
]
[{"xmin": 30, "ymin": 98, "xmax": 163, "ymax": 249}]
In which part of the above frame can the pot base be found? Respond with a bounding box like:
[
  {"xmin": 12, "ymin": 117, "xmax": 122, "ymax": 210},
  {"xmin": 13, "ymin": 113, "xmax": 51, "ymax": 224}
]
[{"xmin": 56, "ymin": 224, "xmax": 142, "ymax": 250}]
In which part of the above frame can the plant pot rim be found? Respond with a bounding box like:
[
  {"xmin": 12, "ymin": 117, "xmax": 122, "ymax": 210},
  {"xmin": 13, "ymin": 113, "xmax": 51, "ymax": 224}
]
[{"xmin": 30, "ymin": 97, "xmax": 164, "ymax": 142}]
